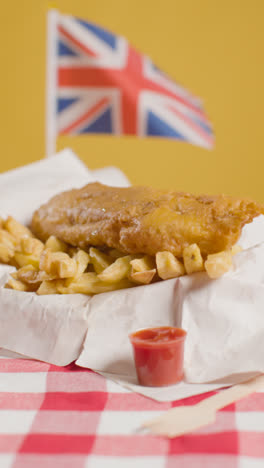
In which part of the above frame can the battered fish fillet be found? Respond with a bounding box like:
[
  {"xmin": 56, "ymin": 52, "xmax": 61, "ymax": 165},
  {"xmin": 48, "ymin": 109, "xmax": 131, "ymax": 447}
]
[{"xmin": 31, "ymin": 183, "xmax": 264, "ymax": 257}]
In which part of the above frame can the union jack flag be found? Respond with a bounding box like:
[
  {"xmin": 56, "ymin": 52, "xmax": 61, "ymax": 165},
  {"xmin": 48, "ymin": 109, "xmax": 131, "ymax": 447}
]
[{"xmin": 46, "ymin": 10, "xmax": 214, "ymax": 155}]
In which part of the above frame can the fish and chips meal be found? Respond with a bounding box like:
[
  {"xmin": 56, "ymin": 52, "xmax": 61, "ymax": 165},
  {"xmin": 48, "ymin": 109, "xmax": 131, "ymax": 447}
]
[{"xmin": 1, "ymin": 182, "xmax": 263, "ymax": 295}]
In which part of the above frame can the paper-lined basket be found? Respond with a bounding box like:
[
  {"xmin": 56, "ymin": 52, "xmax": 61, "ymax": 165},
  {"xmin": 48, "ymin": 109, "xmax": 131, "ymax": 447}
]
[{"xmin": 1, "ymin": 149, "xmax": 264, "ymax": 402}]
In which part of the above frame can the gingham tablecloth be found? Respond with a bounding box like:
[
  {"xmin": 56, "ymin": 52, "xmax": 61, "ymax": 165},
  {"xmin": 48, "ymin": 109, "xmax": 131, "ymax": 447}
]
[{"xmin": 0, "ymin": 358, "xmax": 264, "ymax": 468}]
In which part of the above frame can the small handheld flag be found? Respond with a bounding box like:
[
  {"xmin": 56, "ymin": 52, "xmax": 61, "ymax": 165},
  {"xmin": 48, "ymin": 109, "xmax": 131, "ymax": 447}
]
[{"xmin": 46, "ymin": 10, "xmax": 214, "ymax": 156}]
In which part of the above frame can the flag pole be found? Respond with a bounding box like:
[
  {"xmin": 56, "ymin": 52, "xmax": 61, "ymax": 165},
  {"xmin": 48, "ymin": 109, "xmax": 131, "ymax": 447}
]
[{"xmin": 45, "ymin": 9, "xmax": 58, "ymax": 157}]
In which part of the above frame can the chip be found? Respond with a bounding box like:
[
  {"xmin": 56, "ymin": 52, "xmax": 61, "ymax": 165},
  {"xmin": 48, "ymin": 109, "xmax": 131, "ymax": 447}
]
[
  {"xmin": 98, "ymin": 256, "xmax": 132, "ymax": 283},
  {"xmin": 183, "ymin": 244, "xmax": 204, "ymax": 274},
  {"xmin": 205, "ymin": 251, "xmax": 233, "ymax": 279},
  {"xmin": 156, "ymin": 251, "xmax": 185, "ymax": 279}
]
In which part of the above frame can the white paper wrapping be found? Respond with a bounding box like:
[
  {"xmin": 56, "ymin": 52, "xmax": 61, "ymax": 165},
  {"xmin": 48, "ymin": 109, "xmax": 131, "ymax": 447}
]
[
  {"xmin": 0, "ymin": 149, "xmax": 91, "ymax": 225},
  {"xmin": 0, "ymin": 286, "xmax": 92, "ymax": 365},
  {"xmin": 1, "ymin": 150, "xmax": 264, "ymax": 402},
  {"xmin": 182, "ymin": 243, "xmax": 264, "ymax": 383}
]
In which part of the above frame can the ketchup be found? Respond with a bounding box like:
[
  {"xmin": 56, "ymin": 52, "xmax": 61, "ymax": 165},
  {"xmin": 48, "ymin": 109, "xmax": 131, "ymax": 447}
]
[{"xmin": 129, "ymin": 327, "xmax": 186, "ymax": 387}]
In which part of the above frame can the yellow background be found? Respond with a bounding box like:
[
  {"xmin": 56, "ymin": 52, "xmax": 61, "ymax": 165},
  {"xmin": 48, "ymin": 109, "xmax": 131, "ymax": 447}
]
[{"xmin": 1, "ymin": 1, "xmax": 264, "ymax": 200}]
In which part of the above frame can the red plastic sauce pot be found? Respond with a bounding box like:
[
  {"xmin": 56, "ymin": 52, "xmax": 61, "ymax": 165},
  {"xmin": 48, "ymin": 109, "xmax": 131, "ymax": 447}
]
[{"xmin": 129, "ymin": 326, "xmax": 187, "ymax": 387}]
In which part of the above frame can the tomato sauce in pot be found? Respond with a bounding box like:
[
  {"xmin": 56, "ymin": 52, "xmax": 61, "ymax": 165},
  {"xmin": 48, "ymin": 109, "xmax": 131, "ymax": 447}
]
[{"xmin": 129, "ymin": 326, "xmax": 187, "ymax": 387}]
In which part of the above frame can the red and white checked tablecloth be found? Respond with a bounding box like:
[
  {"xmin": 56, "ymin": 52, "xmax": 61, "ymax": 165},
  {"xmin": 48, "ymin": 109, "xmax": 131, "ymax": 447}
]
[{"xmin": 0, "ymin": 357, "xmax": 264, "ymax": 468}]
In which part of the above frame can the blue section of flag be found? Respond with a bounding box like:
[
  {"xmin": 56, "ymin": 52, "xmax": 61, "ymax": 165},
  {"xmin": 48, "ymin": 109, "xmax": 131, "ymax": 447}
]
[
  {"xmin": 79, "ymin": 108, "xmax": 112, "ymax": 134},
  {"xmin": 57, "ymin": 97, "xmax": 79, "ymax": 114},
  {"xmin": 147, "ymin": 111, "xmax": 186, "ymax": 140},
  {"xmin": 76, "ymin": 18, "xmax": 117, "ymax": 50},
  {"xmin": 58, "ymin": 40, "xmax": 79, "ymax": 57},
  {"xmin": 193, "ymin": 116, "xmax": 213, "ymax": 135},
  {"xmin": 150, "ymin": 62, "xmax": 162, "ymax": 74},
  {"xmin": 149, "ymin": 60, "xmax": 168, "ymax": 78}
]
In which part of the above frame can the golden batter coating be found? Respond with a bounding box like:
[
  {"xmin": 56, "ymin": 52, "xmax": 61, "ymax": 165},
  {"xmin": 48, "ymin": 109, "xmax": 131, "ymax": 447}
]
[{"xmin": 31, "ymin": 183, "xmax": 264, "ymax": 257}]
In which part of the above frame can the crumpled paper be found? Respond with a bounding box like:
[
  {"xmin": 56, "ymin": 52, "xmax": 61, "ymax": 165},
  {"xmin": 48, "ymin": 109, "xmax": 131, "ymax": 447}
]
[{"xmin": 1, "ymin": 150, "xmax": 264, "ymax": 402}]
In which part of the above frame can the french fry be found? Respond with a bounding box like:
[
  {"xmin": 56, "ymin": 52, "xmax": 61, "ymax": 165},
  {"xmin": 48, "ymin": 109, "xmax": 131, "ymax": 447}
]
[
  {"xmin": 40, "ymin": 250, "xmax": 77, "ymax": 278},
  {"xmin": 129, "ymin": 255, "xmax": 157, "ymax": 284},
  {"xmin": 57, "ymin": 272, "xmax": 98, "ymax": 294},
  {"xmin": 39, "ymin": 248, "xmax": 52, "ymax": 272},
  {"xmin": 58, "ymin": 272, "xmax": 133, "ymax": 295},
  {"xmin": 130, "ymin": 269, "xmax": 156, "ymax": 284},
  {"xmin": 4, "ymin": 216, "xmax": 33, "ymax": 239},
  {"xmin": 73, "ymin": 249, "xmax": 90, "ymax": 277},
  {"xmin": 0, "ymin": 229, "xmax": 16, "ymax": 249},
  {"xmin": 16, "ymin": 264, "xmax": 37, "ymax": 282},
  {"xmin": 156, "ymin": 251, "xmax": 185, "ymax": 280},
  {"xmin": 10, "ymin": 271, "xmax": 18, "ymax": 280},
  {"xmin": 183, "ymin": 244, "xmax": 204, "ymax": 274},
  {"xmin": 39, "ymin": 249, "xmax": 59, "ymax": 275},
  {"xmin": 45, "ymin": 235, "xmax": 68, "ymax": 253},
  {"xmin": 89, "ymin": 247, "xmax": 113, "ymax": 274},
  {"xmin": 0, "ymin": 214, "xmax": 242, "ymax": 294},
  {"xmin": 205, "ymin": 251, "xmax": 233, "ymax": 279},
  {"xmin": 52, "ymin": 253, "xmax": 77, "ymax": 278},
  {"xmin": 108, "ymin": 248, "xmax": 127, "ymax": 259},
  {"xmin": 0, "ymin": 244, "xmax": 14, "ymax": 263},
  {"xmin": 37, "ymin": 280, "xmax": 59, "ymax": 295},
  {"xmin": 130, "ymin": 255, "xmax": 155, "ymax": 273},
  {"xmin": 20, "ymin": 237, "xmax": 44, "ymax": 256},
  {"xmin": 98, "ymin": 256, "xmax": 132, "ymax": 283},
  {"xmin": 231, "ymin": 245, "xmax": 242, "ymax": 255},
  {"xmin": 15, "ymin": 265, "xmax": 51, "ymax": 289},
  {"xmin": 5, "ymin": 277, "xmax": 28, "ymax": 292},
  {"xmin": 90, "ymin": 278, "xmax": 134, "ymax": 294},
  {"xmin": 14, "ymin": 252, "xmax": 40, "ymax": 269}
]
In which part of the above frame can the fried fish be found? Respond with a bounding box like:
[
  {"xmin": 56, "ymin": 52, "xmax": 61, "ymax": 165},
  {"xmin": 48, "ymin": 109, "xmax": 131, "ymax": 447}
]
[{"xmin": 31, "ymin": 183, "xmax": 264, "ymax": 257}]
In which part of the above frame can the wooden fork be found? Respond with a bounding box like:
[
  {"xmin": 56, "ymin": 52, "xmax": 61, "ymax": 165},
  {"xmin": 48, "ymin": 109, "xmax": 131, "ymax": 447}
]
[{"xmin": 142, "ymin": 374, "xmax": 264, "ymax": 438}]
